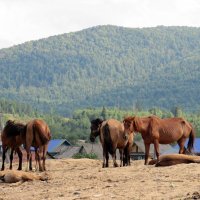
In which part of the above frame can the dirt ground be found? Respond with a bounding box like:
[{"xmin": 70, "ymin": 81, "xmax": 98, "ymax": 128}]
[{"xmin": 1, "ymin": 158, "xmax": 200, "ymax": 200}]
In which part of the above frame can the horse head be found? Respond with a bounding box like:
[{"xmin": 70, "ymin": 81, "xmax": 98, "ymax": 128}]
[
  {"xmin": 3, "ymin": 120, "xmax": 26, "ymax": 137},
  {"xmin": 90, "ymin": 118, "xmax": 103, "ymax": 142},
  {"xmin": 123, "ymin": 116, "xmax": 138, "ymax": 134}
]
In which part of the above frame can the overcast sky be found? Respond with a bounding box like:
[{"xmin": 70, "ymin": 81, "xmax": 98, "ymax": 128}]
[{"xmin": 0, "ymin": 0, "xmax": 200, "ymax": 49}]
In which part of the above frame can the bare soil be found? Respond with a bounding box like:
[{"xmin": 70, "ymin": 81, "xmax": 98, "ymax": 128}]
[{"xmin": 1, "ymin": 159, "xmax": 200, "ymax": 200}]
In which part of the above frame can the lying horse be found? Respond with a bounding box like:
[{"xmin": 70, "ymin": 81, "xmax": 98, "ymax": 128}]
[
  {"xmin": 90, "ymin": 118, "xmax": 134, "ymax": 168},
  {"xmin": 1, "ymin": 120, "xmax": 26, "ymax": 171},
  {"xmin": 0, "ymin": 170, "xmax": 48, "ymax": 183},
  {"xmin": 25, "ymin": 119, "xmax": 51, "ymax": 172},
  {"xmin": 123, "ymin": 116, "xmax": 195, "ymax": 165},
  {"xmin": 148, "ymin": 154, "xmax": 200, "ymax": 167}
]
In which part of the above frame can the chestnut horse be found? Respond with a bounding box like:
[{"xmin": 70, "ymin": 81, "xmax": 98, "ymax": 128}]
[
  {"xmin": 148, "ymin": 154, "xmax": 200, "ymax": 167},
  {"xmin": 123, "ymin": 116, "xmax": 195, "ymax": 165},
  {"xmin": 1, "ymin": 120, "xmax": 26, "ymax": 171},
  {"xmin": 25, "ymin": 119, "xmax": 51, "ymax": 172},
  {"xmin": 90, "ymin": 118, "xmax": 134, "ymax": 168}
]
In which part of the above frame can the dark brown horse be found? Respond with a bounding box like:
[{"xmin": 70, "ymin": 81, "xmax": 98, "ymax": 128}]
[
  {"xmin": 148, "ymin": 154, "xmax": 200, "ymax": 167},
  {"xmin": 25, "ymin": 119, "xmax": 51, "ymax": 172},
  {"xmin": 90, "ymin": 118, "xmax": 134, "ymax": 168},
  {"xmin": 123, "ymin": 116, "xmax": 195, "ymax": 165},
  {"xmin": 1, "ymin": 120, "xmax": 26, "ymax": 171}
]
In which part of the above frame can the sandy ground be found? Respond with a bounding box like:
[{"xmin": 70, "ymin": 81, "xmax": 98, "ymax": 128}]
[{"xmin": 1, "ymin": 158, "xmax": 200, "ymax": 200}]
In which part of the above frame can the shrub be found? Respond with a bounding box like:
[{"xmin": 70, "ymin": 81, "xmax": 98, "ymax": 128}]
[{"xmin": 72, "ymin": 153, "xmax": 98, "ymax": 159}]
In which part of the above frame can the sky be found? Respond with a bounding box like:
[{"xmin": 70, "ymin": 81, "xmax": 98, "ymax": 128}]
[{"xmin": 0, "ymin": 0, "xmax": 200, "ymax": 49}]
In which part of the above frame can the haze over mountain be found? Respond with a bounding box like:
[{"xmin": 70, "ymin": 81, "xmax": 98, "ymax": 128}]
[{"xmin": 0, "ymin": 25, "xmax": 200, "ymax": 116}]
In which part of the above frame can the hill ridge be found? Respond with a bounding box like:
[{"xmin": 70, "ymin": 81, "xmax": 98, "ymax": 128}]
[{"xmin": 0, "ymin": 25, "xmax": 200, "ymax": 115}]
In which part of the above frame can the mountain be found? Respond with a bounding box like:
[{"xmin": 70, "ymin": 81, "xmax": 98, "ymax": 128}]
[{"xmin": 0, "ymin": 25, "xmax": 200, "ymax": 116}]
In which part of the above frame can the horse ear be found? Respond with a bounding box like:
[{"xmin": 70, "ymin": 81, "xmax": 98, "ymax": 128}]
[{"xmin": 97, "ymin": 118, "xmax": 103, "ymax": 124}]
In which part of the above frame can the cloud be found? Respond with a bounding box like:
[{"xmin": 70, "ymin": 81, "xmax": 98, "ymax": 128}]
[{"xmin": 0, "ymin": 0, "xmax": 200, "ymax": 48}]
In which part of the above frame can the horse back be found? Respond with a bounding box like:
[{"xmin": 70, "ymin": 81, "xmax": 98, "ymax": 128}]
[
  {"xmin": 1, "ymin": 129, "xmax": 23, "ymax": 148},
  {"xmin": 160, "ymin": 117, "xmax": 192, "ymax": 133},
  {"xmin": 26, "ymin": 119, "xmax": 51, "ymax": 147},
  {"xmin": 149, "ymin": 117, "xmax": 192, "ymax": 143},
  {"xmin": 100, "ymin": 119, "xmax": 128, "ymax": 150}
]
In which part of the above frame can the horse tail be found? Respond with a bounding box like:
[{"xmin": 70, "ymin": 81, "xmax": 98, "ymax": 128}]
[
  {"xmin": 33, "ymin": 124, "xmax": 49, "ymax": 145},
  {"xmin": 103, "ymin": 123, "xmax": 114, "ymax": 155},
  {"xmin": 187, "ymin": 125, "xmax": 195, "ymax": 153}
]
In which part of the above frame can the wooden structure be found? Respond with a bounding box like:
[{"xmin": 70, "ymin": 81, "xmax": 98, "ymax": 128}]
[
  {"xmin": 130, "ymin": 140, "xmax": 175, "ymax": 160},
  {"xmin": 47, "ymin": 139, "xmax": 71, "ymax": 157}
]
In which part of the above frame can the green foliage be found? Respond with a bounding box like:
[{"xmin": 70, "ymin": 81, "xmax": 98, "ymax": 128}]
[
  {"xmin": 0, "ymin": 100, "xmax": 200, "ymax": 144},
  {"xmin": 0, "ymin": 26, "xmax": 200, "ymax": 115},
  {"xmin": 72, "ymin": 153, "xmax": 98, "ymax": 159}
]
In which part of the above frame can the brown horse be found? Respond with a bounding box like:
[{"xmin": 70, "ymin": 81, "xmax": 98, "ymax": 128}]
[
  {"xmin": 0, "ymin": 170, "xmax": 48, "ymax": 183},
  {"xmin": 25, "ymin": 119, "xmax": 51, "ymax": 172},
  {"xmin": 123, "ymin": 116, "xmax": 195, "ymax": 165},
  {"xmin": 90, "ymin": 118, "xmax": 134, "ymax": 168},
  {"xmin": 148, "ymin": 154, "xmax": 200, "ymax": 167},
  {"xmin": 1, "ymin": 120, "xmax": 26, "ymax": 171}
]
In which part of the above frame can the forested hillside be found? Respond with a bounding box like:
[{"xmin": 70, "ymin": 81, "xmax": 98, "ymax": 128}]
[
  {"xmin": 0, "ymin": 25, "xmax": 200, "ymax": 115},
  {"xmin": 1, "ymin": 100, "xmax": 200, "ymax": 144}
]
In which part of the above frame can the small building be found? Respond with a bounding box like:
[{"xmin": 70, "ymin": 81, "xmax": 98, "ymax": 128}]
[
  {"xmin": 48, "ymin": 139, "xmax": 71, "ymax": 157},
  {"xmin": 130, "ymin": 140, "xmax": 175, "ymax": 160},
  {"xmin": 82, "ymin": 142, "xmax": 103, "ymax": 159},
  {"xmin": 54, "ymin": 146, "xmax": 86, "ymax": 159}
]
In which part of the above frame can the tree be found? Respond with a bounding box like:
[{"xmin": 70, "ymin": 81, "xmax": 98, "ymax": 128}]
[{"xmin": 101, "ymin": 106, "xmax": 107, "ymax": 120}]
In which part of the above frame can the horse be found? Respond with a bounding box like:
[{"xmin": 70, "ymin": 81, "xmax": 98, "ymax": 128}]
[
  {"xmin": 123, "ymin": 116, "xmax": 195, "ymax": 165},
  {"xmin": 148, "ymin": 154, "xmax": 200, "ymax": 167},
  {"xmin": 25, "ymin": 119, "xmax": 51, "ymax": 172},
  {"xmin": 90, "ymin": 118, "xmax": 134, "ymax": 168},
  {"xmin": 1, "ymin": 120, "xmax": 26, "ymax": 171},
  {"xmin": 0, "ymin": 170, "xmax": 48, "ymax": 183}
]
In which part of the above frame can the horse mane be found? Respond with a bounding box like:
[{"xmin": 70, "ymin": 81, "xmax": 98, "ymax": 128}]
[
  {"xmin": 123, "ymin": 116, "xmax": 143, "ymax": 132},
  {"xmin": 91, "ymin": 118, "xmax": 104, "ymax": 126},
  {"xmin": 123, "ymin": 116, "xmax": 135, "ymax": 123},
  {"xmin": 134, "ymin": 116, "xmax": 142, "ymax": 131},
  {"xmin": 3, "ymin": 120, "xmax": 26, "ymax": 137}
]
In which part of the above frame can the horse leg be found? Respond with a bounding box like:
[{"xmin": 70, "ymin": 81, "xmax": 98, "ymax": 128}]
[
  {"xmin": 122, "ymin": 146, "xmax": 127, "ymax": 166},
  {"xmin": 9, "ymin": 148, "xmax": 14, "ymax": 170},
  {"xmin": 37, "ymin": 148, "xmax": 43, "ymax": 171},
  {"xmin": 34, "ymin": 147, "xmax": 38, "ymax": 171},
  {"xmin": 42, "ymin": 145, "xmax": 48, "ymax": 171},
  {"xmin": 25, "ymin": 144, "xmax": 32, "ymax": 172},
  {"xmin": 112, "ymin": 150, "xmax": 118, "ymax": 167},
  {"xmin": 102, "ymin": 146, "xmax": 108, "ymax": 168},
  {"xmin": 127, "ymin": 143, "xmax": 132, "ymax": 166},
  {"xmin": 16, "ymin": 147, "xmax": 23, "ymax": 170},
  {"xmin": 144, "ymin": 142, "xmax": 150, "ymax": 165},
  {"xmin": 153, "ymin": 139, "xmax": 160, "ymax": 163},
  {"xmin": 105, "ymin": 150, "xmax": 109, "ymax": 168},
  {"xmin": 26, "ymin": 151, "xmax": 30, "ymax": 171},
  {"xmin": 178, "ymin": 138, "xmax": 186, "ymax": 154},
  {"xmin": 119, "ymin": 149, "xmax": 123, "ymax": 167},
  {"xmin": 1, "ymin": 146, "xmax": 8, "ymax": 171},
  {"xmin": 29, "ymin": 152, "xmax": 33, "ymax": 171}
]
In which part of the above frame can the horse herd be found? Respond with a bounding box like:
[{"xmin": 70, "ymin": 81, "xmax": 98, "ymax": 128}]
[
  {"xmin": 1, "ymin": 119, "xmax": 51, "ymax": 172},
  {"xmin": 90, "ymin": 115, "xmax": 195, "ymax": 167},
  {"xmin": 0, "ymin": 115, "xmax": 196, "ymax": 172}
]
